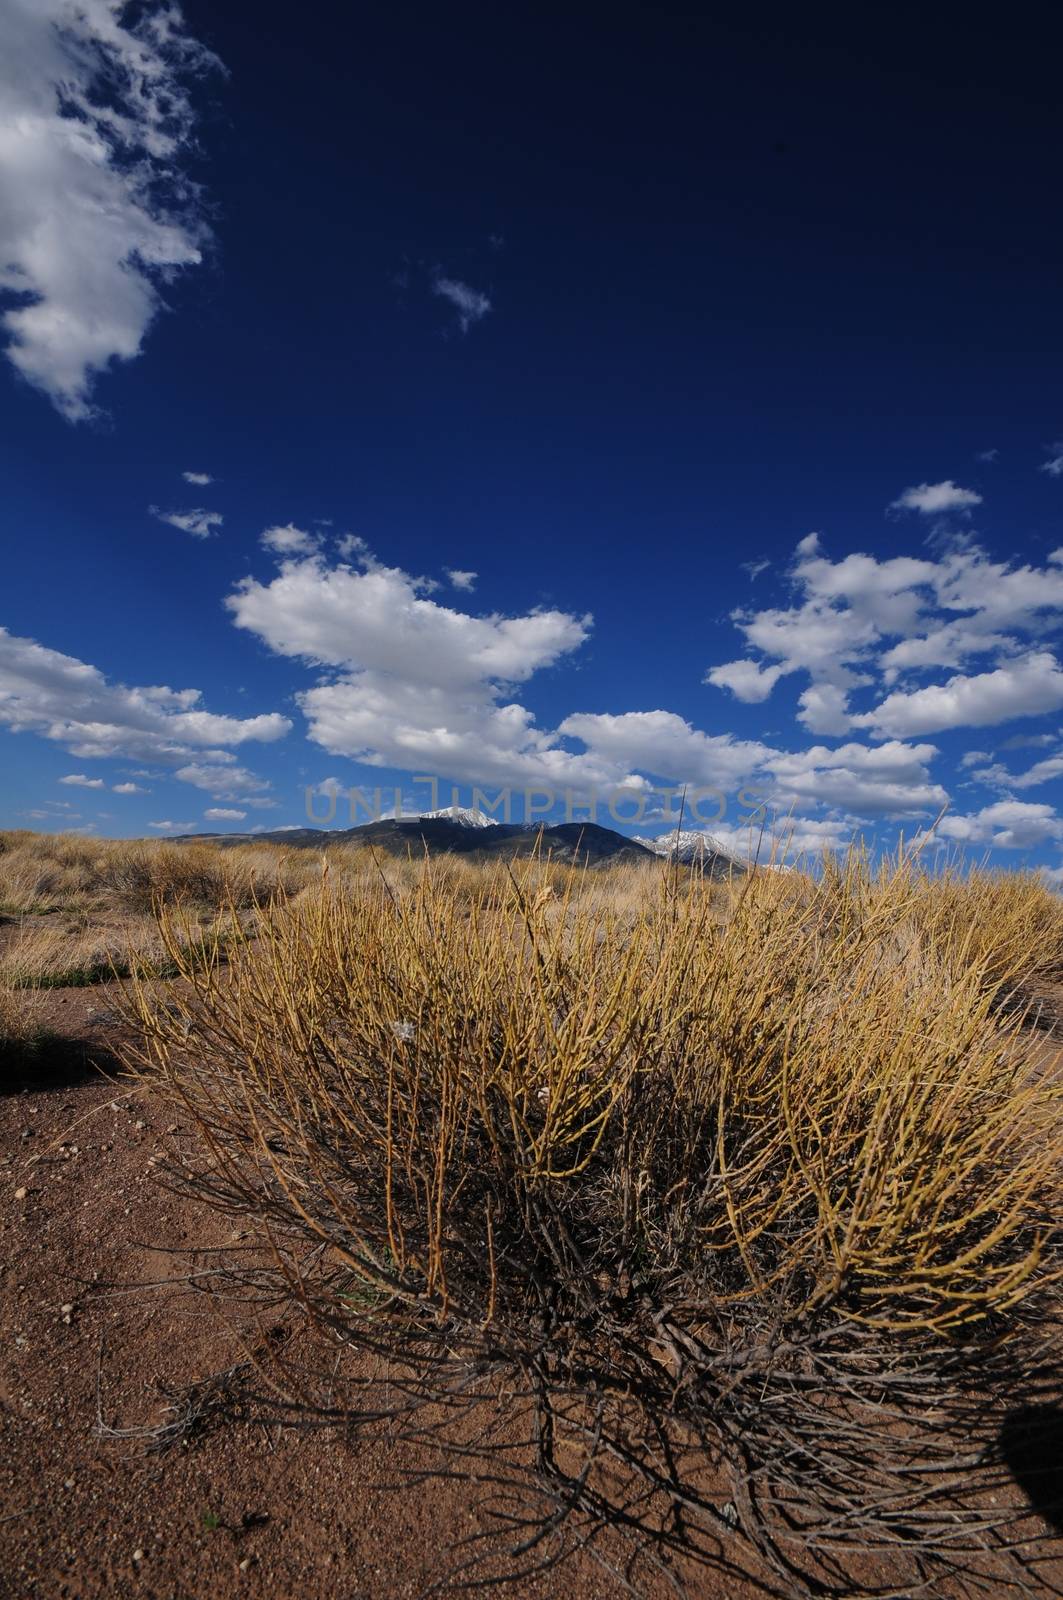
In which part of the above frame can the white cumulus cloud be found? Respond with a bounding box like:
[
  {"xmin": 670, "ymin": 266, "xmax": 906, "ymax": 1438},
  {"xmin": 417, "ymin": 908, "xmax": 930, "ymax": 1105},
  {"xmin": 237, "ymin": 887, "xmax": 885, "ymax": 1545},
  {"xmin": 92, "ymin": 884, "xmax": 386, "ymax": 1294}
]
[
  {"xmin": 0, "ymin": 626, "xmax": 291, "ymax": 765},
  {"xmin": 704, "ymin": 659, "xmax": 786, "ymax": 703},
  {"xmin": 174, "ymin": 762, "xmax": 272, "ymax": 800},
  {"xmin": 0, "ymin": 0, "xmax": 222, "ymax": 420},
  {"xmin": 182, "ymin": 469, "xmax": 213, "ymax": 485},
  {"xmin": 938, "ymin": 800, "xmax": 1063, "ymax": 849},
  {"xmin": 260, "ymin": 523, "xmax": 319, "ymax": 556},
  {"xmin": 889, "ymin": 481, "xmax": 983, "ymax": 516},
  {"xmin": 764, "ymin": 740, "xmax": 947, "ymax": 817},
  {"xmin": 221, "ymin": 545, "xmax": 948, "ymax": 822},
  {"xmin": 854, "ymin": 653, "xmax": 1063, "ymax": 738},
  {"xmin": 227, "ymin": 553, "xmax": 590, "ymax": 688},
  {"xmin": 701, "ymin": 817, "xmax": 854, "ymax": 861},
  {"xmin": 706, "ymin": 534, "xmax": 1063, "ymax": 738}
]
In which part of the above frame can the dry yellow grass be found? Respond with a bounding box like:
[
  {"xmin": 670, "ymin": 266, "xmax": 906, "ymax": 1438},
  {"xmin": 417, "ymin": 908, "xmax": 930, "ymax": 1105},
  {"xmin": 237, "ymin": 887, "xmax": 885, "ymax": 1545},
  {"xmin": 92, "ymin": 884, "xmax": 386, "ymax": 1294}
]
[
  {"xmin": 0, "ymin": 979, "xmax": 26, "ymax": 1044},
  {"xmin": 910, "ymin": 860, "xmax": 1063, "ymax": 988},
  {"xmin": 126, "ymin": 846, "xmax": 1063, "ymax": 1334},
  {"xmin": 0, "ymin": 975, "xmax": 50, "ymax": 1068},
  {"xmin": 0, "ymin": 830, "xmax": 318, "ymax": 987},
  {"xmin": 114, "ymin": 846, "xmax": 1063, "ymax": 1592},
  {"xmin": 0, "ymin": 829, "xmax": 314, "ymax": 915},
  {"xmin": 5, "ymin": 825, "xmax": 1063, "ymax": 1589},
  {"xmin": 0, "ymin": 828, "xmax": 666, "ymax": 921},
  {"xmin": 0, "ymin": 908, "xmax": 252, "ymax": 989}
]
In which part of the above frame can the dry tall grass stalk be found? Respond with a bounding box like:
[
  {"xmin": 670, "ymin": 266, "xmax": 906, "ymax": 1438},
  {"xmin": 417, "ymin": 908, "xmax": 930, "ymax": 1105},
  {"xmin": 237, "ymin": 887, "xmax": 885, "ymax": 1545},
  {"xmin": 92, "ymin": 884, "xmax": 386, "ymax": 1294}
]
[
  {"xmin": 114, "ymin": 851, "xmax": 1063, "ymax": 1593},
  {"xmin": 0, "ymin": 830, "xmax": 314, "ymax": 915},
  {"xmin": 0, "ymin": 981, "xmax": 27, "ymax": 1045},
  {"xmin": 0, "ymin": 828, "xmax": 665, "ymax": 921},
  {"xmin": 0, "ymin": 977, "xmax": 51, "ymax": 1074}
]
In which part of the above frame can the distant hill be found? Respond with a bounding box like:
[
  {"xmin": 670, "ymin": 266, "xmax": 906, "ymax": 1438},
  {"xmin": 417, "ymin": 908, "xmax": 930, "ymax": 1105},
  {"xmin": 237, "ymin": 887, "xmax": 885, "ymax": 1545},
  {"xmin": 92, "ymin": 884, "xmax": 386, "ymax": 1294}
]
[
  {"xmin": 175, "ymin": 812, "xmax": 757, "ymax": 872},
  {"xmin": 175, "ymin": 814, "xmax": 657, "ymax": 865}
]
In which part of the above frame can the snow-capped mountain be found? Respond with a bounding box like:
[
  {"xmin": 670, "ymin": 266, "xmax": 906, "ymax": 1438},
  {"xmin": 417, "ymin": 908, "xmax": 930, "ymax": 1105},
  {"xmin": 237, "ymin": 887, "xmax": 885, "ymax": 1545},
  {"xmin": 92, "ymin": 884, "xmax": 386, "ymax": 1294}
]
[
  {"xmin": 418, "ymin": 806, "xmax": 499, "ymax": 828},
  {"xmin": 632, "ymin": 829, "xmax": 747, "ymax": 873},
  {"xmin": 184, "ymin": 815, "xmax": 653, "ymax": 864}
]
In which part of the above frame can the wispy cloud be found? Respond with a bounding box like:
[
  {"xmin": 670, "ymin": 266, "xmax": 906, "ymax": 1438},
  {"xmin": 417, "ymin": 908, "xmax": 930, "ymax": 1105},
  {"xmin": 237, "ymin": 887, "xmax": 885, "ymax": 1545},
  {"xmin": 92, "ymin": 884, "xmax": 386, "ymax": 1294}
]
[
  {"xmin": 889, "ymin": 480, "xmax": 983, "ymax": 516},
  {"xmin": 0, "ymin": 2, "xmax": 222, "ymax": 421},
  {"xmin": 173, "ymin": 762, "xmax": 272, "ymax": 801},
  {"xmin": 1040, "ymin": 443, "xmax": 1063, "ymax": 478},
  {"xmin": 112, "ymin": 781, "xmax": 148, "ymax": 794},
  {"xmin": 182, "ymin": 469, "xmax": 213, "ymax": 486},
  {"xmin": 204, "ymin": 807, "xmax": 247, "ymax": 821},
  {"xmin": 445, "ymin": 568, "xmax": 478, "ymax": 591},
  {"xmin": 260, "ymin": 523, "xmax": 319, "ymax": 556},
  {"xmin": 59, "ymin": 773, "xmax": 104, "ymax": 788},
  {"xmin": 741, "ymin": 560, "xmax": 770, "ymax": 581},
  {"xmin": 150, "ymin": 505, "xmax": 223, "ymax": 539},
  {"xmin": 433, "ymin": 276, "xmax": 492, "ymax": 333},
  {"xmin": 337, "ymin": 533, "xmax": 370, "ymax": 561}
]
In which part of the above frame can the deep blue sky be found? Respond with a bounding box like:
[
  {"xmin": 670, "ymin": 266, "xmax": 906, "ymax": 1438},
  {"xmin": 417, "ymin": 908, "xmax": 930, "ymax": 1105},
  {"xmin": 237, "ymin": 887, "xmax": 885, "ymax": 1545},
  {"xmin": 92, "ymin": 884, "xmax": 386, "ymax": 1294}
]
[{"xmin": 2, "ymin": 2, "xmax": 1063, "ymax": 868}]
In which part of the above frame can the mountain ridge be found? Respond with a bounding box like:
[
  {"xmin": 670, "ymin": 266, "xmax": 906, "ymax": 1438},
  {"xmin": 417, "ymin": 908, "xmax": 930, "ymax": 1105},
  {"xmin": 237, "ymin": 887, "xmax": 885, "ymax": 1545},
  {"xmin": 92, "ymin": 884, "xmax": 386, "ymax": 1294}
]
[{"xmin": 171, "ymin": 815, "xmax": 656, "ymax": 865}]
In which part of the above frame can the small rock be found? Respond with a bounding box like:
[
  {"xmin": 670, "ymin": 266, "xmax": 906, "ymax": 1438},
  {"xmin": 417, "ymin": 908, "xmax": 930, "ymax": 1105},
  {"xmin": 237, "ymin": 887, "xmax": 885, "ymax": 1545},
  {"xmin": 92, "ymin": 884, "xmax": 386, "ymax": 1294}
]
[
  {"xmin": 132, "ymin": 1548, "xmax": 144, "ymax": 1563},
  {"xmin": 238, "ymin": 1558, "xmax": 251, "ymax": 1572},
  {"xmin": 14, "ymin": 1187, "xmax": 27, "ymax": 1201}
]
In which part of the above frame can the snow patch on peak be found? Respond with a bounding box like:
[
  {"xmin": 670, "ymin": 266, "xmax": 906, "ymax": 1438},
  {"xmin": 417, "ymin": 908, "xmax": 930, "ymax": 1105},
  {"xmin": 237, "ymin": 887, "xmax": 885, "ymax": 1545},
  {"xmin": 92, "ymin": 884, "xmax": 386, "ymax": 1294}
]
[
  {"xmin": 418, "ymin": 806, "xmax": 500, "ymax": 828},
  {"xmin": 633, "ymin": 829, "xmax": 743, "ymax": 866}
]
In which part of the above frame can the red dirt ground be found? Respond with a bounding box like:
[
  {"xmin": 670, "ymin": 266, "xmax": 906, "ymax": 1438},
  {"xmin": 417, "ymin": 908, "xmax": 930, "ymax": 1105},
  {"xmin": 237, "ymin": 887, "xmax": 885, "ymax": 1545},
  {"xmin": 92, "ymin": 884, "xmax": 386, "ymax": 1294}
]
[
  {"xmin": 2, "ymin": 983, "xmax": 1062, "ymax": 1599},
  {"xmin": 0, "ymin": 987, "xmax": 746, "ymax": 1600}
]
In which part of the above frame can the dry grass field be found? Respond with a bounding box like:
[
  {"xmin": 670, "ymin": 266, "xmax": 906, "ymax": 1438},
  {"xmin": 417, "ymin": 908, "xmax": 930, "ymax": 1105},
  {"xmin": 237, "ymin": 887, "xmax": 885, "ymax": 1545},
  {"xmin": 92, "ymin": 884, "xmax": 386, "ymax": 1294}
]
[{"xmin": 3, "ymin": 827, "xmax": 1063, "ymax": 1598}]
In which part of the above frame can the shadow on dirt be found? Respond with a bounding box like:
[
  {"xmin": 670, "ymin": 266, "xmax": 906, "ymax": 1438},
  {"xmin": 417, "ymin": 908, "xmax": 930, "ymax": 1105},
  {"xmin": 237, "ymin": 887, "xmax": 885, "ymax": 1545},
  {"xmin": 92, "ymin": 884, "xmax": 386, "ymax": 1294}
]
[
  {"xmin": 0, "ymin": 1034, "xmax": 119, "ymax": 1094},
  {"xmin": 1000, "ymin": 1404, "xmax": 1063, "ymax": 1534},
  {"xmin": 998, "ymin": 985, "xmax": 1063, "ymax": 1038}
]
